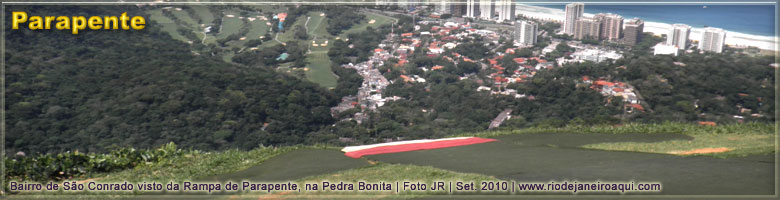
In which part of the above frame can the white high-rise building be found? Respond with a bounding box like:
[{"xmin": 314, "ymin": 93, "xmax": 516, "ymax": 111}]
[
  {"xmin": 375, "ymin": 0, "xmax": 389, "ymax": 6},
  {"xmin": 393, "ymin": 0, "xmax": 410, "ymax": 9},
  {"xmin": 495, "ymin": 0, "xmax": 515, "ymax": 22},
  {"xmin": 564, "ymin": 3, "xmax": 585, "ymax": 35},
  {"xmin": 700, "ymin": 27, "xmax": 726, "ymax": 53},
  {"xmin": 479, "ymin": 0, "xmax": 495, "ymax": 20},
  {"xmin": 466, "ymin": 0, "xmax": 480, "ymax": 18},
  {"xmin": 515, "ymin": 20, "xmax": 538, "ymax": 46},
  {"xmin": 435, "ymin": 0, "xmax": 451, "ymax": 14},
  {"xmin": 666, "ymin": 24, "xmax": 691, "ymax": 49}
]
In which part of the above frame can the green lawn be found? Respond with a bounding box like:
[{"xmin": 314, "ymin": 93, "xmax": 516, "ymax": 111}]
[
  {"xmin": 339, "ymin": 12, "xmax": 395, "ymax": 38},
  {"xmin": 246, "ymin": 18, "xmax": 270, "ymax": 41},
  {"xmin": 290, "ymin": 163, "xmax": 503, "ymax": 197},
  {"xmin": 189, "ymin": 6, "xmax": 215, "ymax": 44},
  {"xmin": 216, "ymin": 13, "xmax": 244, "ymax": 39},
  {"xmin": 466, "ymin": 122, "xmax": 775, "ymax": 158},
  {"xmin": 190, "ymin": 6, "xmax": 215, "ymax": 25},
  {"xmin": 276, "ymin": 15, "xmax": 307, "ymax": 42},
  {"xmin": 582, "ymin": 132, "xmax": 774, "ymax": 158},
  {"xmin": 306, "ymin": 12, "xmax": 332, "ymax": 38},
  {"xmin": 16, "ymin": 123, "xmax": 774, "ymax": 197},
  {"xmin": 146, "ymin": 9, "xmax": 188, "ymax": 42},
  {"xmin": 171, "ymin": 8, "xmax": 199, "ymax": 29},
  {"xmin": 305, "ymin": 51, "xmax": 338, "ymax": 89},
  {"xmin": 143, "ymin": 7, "xmax": 389, "ymax": 87},
  {"xmin": 223, "ymin": 17, "xmax": 269, "ymax": 49}
]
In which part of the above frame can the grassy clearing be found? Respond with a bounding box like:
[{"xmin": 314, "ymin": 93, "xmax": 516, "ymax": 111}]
[
  {"xmin": 277, "ymin": 15, "xmax": 307, "ymax": 42},
  {"xmin": 463, "ymin": 122, "xmax": 775, "ymax": 158},
  {"xmin": 251, "ymin": 163, "xmax": 504, "ymax": 198},
  {"xmin": 582, "ymin": 133, "xmax": 774, "ymax": 158},
  {"xmin": 216, "ymin": 15, "xmax": 244, "ymax": 40},
  {"xmin": 306, "ymin": 12, "xmax": 332, "ymax": 38},
  {"xmin": 300, "ymin": 163, "xmax": 502, "ymax": 190},
  {"xmin": 305, "ymin": 51, "xmax": 338, "ymax": 88},
  {"xmin": 246, "ymin": 19, "xmax": 269, "ymax": 40},
  {"xmin": 170, "ymin": 9, "xmax": 198, "ymax": 29},
  {"xmin": 463, "ymin": 122, "xmax": 774, "ymax": 137},
  {"xmin": 146, "ymin": 10, "xmax": 188, "ymax": 42},
  {"xmin": 190, "ymin": 6, "xmax": 215, "ymax": 26},
  {"xmin": 339, "ymin": 12, "xmax": 395, "ymax": 38}
]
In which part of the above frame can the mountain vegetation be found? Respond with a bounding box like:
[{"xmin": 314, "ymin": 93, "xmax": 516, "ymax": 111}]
[{"xmin": 6, "ymin": 6, "xmax": 338, "ymax": 154}]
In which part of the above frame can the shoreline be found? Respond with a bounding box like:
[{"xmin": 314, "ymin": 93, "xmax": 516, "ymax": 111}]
[{"xmin": 516, "ymin": 4, "xmax": 777, "ymax": 51}]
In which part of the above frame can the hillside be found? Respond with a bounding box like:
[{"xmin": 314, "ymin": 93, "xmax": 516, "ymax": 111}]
[
  {"xmin": 6, "ymin": 123, "xmax": 772, "ymax": 196},
  {"xmin": 5, "ymin": 6, "xmax": 339, "ymax": 154}
]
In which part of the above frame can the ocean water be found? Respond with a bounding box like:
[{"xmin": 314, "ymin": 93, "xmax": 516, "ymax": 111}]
[{"xmin": 534, "ymin": 4, "xmax": 776, "ymax": 36}]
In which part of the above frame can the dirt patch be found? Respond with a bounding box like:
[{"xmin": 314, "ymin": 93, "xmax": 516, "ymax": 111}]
[{"xmin": 670, "ymin": 147, "xmax": 732, "ymax": 155}]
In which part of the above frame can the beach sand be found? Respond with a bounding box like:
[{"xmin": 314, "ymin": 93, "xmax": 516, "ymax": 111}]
[{"xmin": 516, "ymin": 4, "xmax": 777, "ymax": 51}]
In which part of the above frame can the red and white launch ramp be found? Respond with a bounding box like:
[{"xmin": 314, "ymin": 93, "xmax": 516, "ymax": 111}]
[{"xmin": 341, "ymin": 137, "xmax": 497, "ymax": 158}]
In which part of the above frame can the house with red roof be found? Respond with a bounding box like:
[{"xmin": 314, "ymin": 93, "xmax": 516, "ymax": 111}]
[{"xmin": 627, "ymin": 104, "xmax": 645, "ymax": 112}]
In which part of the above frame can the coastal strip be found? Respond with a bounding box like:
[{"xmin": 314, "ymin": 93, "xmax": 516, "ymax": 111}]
[{"xmin": 516, "ymin": 4, "xmax": 777, "ymax": 51}]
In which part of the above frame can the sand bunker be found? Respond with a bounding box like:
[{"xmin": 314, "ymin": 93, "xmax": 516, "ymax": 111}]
[
  {"xmin": 225, "ymin": 14, "xmax": 235, "ymax": 18},
  {"xmin": 368, "ymin": 19, "xmax": 376, "ymax": 24},
  {"xmin": 670, "ymin": 147, "xmax": 732, "ymax": 155}
]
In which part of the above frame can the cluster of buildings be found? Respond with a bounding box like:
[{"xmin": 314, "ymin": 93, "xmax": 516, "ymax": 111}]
[
  {"xmin": 560, "ymin": 2, "xmax": 726, "ymax": 55},
  {"xmin": 480, "ymin": 51, "xmax": 555, "ymax": 98},
  {"xmin": 332, "ymin": 18, "xmax": 494, "ymax": 122},
  {"xmin": 437, "ymin": 0, "xmax": 517, "ymax": 22},
  {"xmin": 563, "ymin": 3, "xmax": 644, "ymax": 45},
  {"xmin": 561, "ymin": 47, "xmax": 623, "ymax": 65},
  {"xmin": 654, "ymin": 25, "xmax": 726, "ymax": 55},
  {"xmin": 580, "ymin": 76, "xmax": 645, "ymax": 113},
  {"xmin": 331, "ymin": 38, "xmax": 401, "ymax": 122},
  {"xmin": 377, "ymin": 0, "xmax": 518, "ymax": 23},
  {"xmin": 540, "ymin": 40, "xmax": 623, "ymax": 65}
]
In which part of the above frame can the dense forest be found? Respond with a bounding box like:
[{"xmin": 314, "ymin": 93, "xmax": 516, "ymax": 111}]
[{"xmin": 5, "ymin": 6, "xmax": 338, "ymax": 154}]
